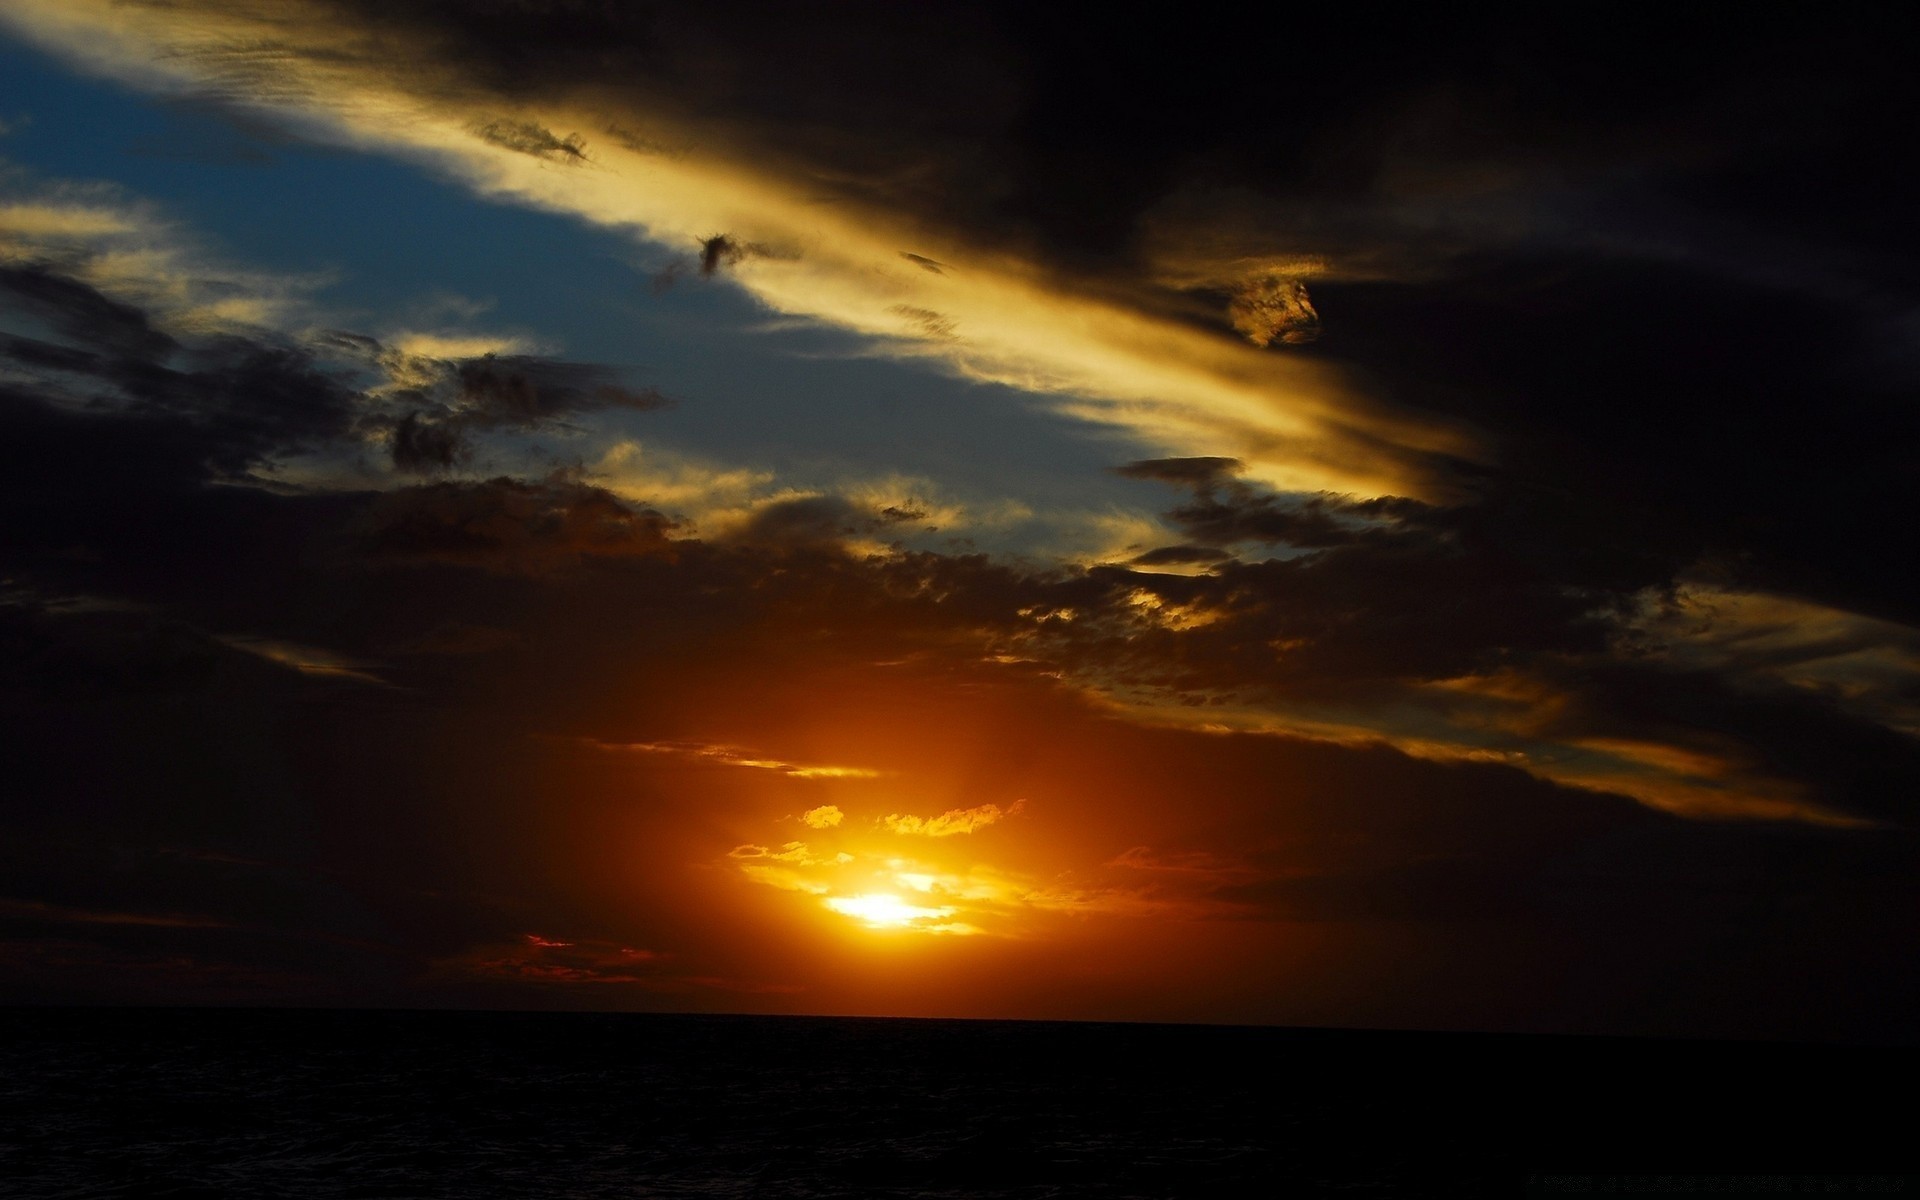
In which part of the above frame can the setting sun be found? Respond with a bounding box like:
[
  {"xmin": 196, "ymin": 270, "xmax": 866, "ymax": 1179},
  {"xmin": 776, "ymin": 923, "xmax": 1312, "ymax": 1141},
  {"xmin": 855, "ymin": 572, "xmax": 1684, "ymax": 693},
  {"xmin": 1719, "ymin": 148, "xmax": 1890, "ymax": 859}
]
[
  {"xmin": 0, "ymin": 3, "xmax": 1912, "ymax": 1192},
  {"xmin": 0, "ymin": 0, "xmax": 1913, "ymax": 1081},
  {"xmin": 825, "ymin": 890, "xmax": 967, "ymax": 936}
]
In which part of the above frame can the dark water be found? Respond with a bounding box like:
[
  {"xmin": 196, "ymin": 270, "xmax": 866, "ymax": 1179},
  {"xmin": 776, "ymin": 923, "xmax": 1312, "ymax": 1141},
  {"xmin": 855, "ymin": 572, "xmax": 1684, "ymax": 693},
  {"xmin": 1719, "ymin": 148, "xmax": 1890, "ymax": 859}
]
[{"xmin": 0, "ymin": 1009, "xmax": 1910, "ymax": 1198}]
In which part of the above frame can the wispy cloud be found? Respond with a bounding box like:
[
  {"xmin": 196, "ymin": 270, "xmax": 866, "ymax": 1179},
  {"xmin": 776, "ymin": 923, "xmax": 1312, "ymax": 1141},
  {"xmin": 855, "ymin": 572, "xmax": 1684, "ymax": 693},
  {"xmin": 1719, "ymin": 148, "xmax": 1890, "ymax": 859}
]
[
  {"xmin": 583, "ymin": 738, "xmax": 881, "ymax": 779},
  {"xmin": 219, "ymin": 635, "xmax": 388, "ymax": 686}
]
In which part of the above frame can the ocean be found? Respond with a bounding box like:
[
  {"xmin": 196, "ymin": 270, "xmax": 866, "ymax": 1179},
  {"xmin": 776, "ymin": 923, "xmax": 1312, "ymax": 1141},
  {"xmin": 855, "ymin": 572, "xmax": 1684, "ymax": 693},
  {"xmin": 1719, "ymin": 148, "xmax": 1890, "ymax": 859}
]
[{"xmin": 0, "ymin": 1009, "xmax": 1910, "ymax": 1197}]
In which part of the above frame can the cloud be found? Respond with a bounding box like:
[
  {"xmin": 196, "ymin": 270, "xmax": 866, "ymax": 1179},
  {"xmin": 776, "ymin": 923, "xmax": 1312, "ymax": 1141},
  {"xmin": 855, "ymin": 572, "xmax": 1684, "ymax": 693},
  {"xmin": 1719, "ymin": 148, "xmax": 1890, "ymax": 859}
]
[
  {"xmin": 726, "ymin": 806, "xmax": 1240, "ymax": 939},
  {"xmin": 889, "ymin": 304, "xmax": 956, "ymax": 340},
  {"xmin": 3, "ymin": 268, "xmax": 1908, "ymax": 831},
  {"xmin": 728, "ymin": 842, "xmax": 851, "ymax": 868},
  {"xmin": 0, "ymin": 263, "xmax": 176, "ymax": 359},
  {"xmin": 883, "ymin": 801, "xmax": 1024, "ymax": 837},
  {"xmin": 0, "ymin": 209, "xmax": 678, "ymax": 484},
  {"xmin": 1125, "ymin": 545, "xmax": 1231, "ymax": 568},
  {"xmin": 590, "ymin": 442, "xmax": 1020, "ymax": 552},
  {"xmin": 0, "ymin": 896, "xmax": 231, "ymax": 929},
  {"xmin": 0, "ymin": 269, "xmax": 360, "ymax": 478},
  {"xmin": 718, "ymin": 487, "xmax": 971, "ymax": 553},
  {"xmin": 389, "ymin": 411, "xmax": 465, "ymax": 472},
  {"xmin": 435, "ymin": 933, "xmax": 664, "ymax": 986},
  {"xmin": 587, "ymin": 740, "xmax": 879, "ymax": 780},
  {"xmin": 345, "ymin": 339, "xmax": 675, "ymax": 474},
  {"xmin": 801, "ymin": 805, "xmax": 843, "ymax": 828},
  {"xmin": 1113, "ymin": 457, "xmax": 1245, "ymax": 488},
  {"xmin": 0, "ymin": 183, "xmax": 317, "ymax": 336},
  {"xmin": 1106, "ymin": 847, "xmax": 1261, "ymax": 884},
  {"xmin": 356, "ymin": 476, "xmax": 677, "ymax": 573},
  {"xmin": 1227, "ymin": 275, "xmax": 1321, "ymax": 347},
  {"xmin": 4, "ymin": 429, "xmax": 1917, "ymax": 1031},
  {"xmin": 384, "ymin": 331, "xmax": 531, "ymax": 361},
  {"xmin": 470, "ymin": 118, "xmax": 587, "ymax": 163},
  {"xmin": 218, "ymin": 635, "xmax": 387, "ymax": 686},
  {"xmin": 697, "ymin": 233, "xmax": 760, "ymax": 277},
  {"xmin": 0, "ymin": 0, "xmax": 1480, "ymax": 500}
]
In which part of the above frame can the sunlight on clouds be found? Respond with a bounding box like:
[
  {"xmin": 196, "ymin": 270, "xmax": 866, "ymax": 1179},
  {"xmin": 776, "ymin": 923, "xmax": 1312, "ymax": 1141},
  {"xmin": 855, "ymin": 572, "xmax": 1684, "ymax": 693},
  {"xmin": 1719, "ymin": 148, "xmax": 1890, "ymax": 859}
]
[
  {"xmin": 801, "ymin": 805, "xmax": 844, "ymax": 829},
  {"xmin": 219, "ymin": 634, "xmax": 388, "ymax": 686},
  {"xmin": 0, "ymin": 0, "xmax": 1478, "ymax": 502},
  {"xmin": 592, "ymin": 439, "xmax": 780, "ymax": 526},
  {"xmin": 882, "ymin": 801, "xmax": 1024, "ymax": 837},
  {"xmin": 0, "ymin": 202, "xmax": 137, "ymax": 239},
  {"xmin": 1082, "ymin": 671, "xmax": 1875, "ymax": 828},
  {"xmin": 0, "ymin": 174, "xmax": 1046, "ymax": 554},
  {"xmin": 387, "ymin": 331, "xmax": 539, "ymax": 362},
  {"xmin": 725, "ymin": 804, "xmax": 1219, "ymax": 939},
  {"xmin": 0, "ymin": 184, "xmax": 320, "ymax": 336},
  {"xmin": 729, "ymin": 842, "xmax": 854, "ymax": 867},
  {"xmin": 1060, "ymin": 509, "xmax": 1187, "ymax": 570},
  {"xmin": 1631, "ymin": 585, "xmax": 1920, "ymax": 738},
  {"xmin": 593, "ymin": 439, "xmax": 1032, "ymax": 550},
  {"xmin": 586, "ymin": 739, "xmax": 882, "ymax": 780}
]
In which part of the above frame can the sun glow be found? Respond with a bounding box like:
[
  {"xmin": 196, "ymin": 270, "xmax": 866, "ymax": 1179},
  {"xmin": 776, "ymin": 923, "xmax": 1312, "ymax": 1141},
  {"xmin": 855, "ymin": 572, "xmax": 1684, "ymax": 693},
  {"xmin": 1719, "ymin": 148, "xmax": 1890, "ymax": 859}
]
[
  {"xmin": 822, "ymin": 892, "xmax": 955, "ymax": 929},
  {"xmin": 727, "ymin": 798, "xmax": 1158, "ymax": 937}
]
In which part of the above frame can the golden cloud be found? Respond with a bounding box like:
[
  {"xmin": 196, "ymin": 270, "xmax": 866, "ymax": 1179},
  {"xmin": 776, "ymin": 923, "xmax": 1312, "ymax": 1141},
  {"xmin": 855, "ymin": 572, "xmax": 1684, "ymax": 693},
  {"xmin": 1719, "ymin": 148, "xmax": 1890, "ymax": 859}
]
[
  {"xmin": 0, "ymin": 0, "xmax": 1479, "ymax": 501},
  {"xmin": 882, "ymin": 800, "xmax": 1024, "ymax": 837}
]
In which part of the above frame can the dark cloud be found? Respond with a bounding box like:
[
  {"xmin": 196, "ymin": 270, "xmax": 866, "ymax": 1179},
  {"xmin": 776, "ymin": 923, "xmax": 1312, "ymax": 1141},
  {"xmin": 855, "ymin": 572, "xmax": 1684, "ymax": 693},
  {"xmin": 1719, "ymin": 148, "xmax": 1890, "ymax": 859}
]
[
  {"xmin": 1117, "ymin": 456, "xmax": 1430, "ymax": 553},
  {"xmin": 1, "ymin": 263, "xmax": 677, "ymax": 480},
  {"xmin": 726, "ymin": 493, "xmax": 933, "ymax": 549},
  {"xmin": 1125, "ymin": 545, "xmax": 1228, "ymax": 568},
  {"xmin": 698, "ymin": 234, "xmax": 744, "ymax": 277},
  {"xmin": 1113, "ymin": 457, "xmax": 1243, "ymax": 487},
  {"xmin": 0, "ymin": 599, "xmax": 259, "ymax": 704},
  {"xmin": 357, "ymin": 475, "xmax": 677, "ymax": 572},
  {"xmin": 693, "ymin": 234, "xmax": 790, "ymax": 278},
  {"xmin": 373, "ymin": 352, "xmax": 672, "ymax": 472},
  {"xmin": 454, "ymin": 355, "xmax": 672, "ymax": 426},
  {"xmin": 389, "ymin": 411, "xmax": 465, "ymax": 472},
  {"xmin": 1309, "ymin": 256, "xmax": 1920, "ymax": 625},
  {"xmin": 367, "ymin": 352, "xmax": 668, "ymax": 473},
  {"xmin": 471, "ymin": 117, "xmax": 588, "ymax": 162},
  {"xmin": 0, "ymin": 318, "xmax": 358, "ymax": 482},
  {"xmin": 0, "ymin": 265, "xmax": 177, "ymax": 360}
]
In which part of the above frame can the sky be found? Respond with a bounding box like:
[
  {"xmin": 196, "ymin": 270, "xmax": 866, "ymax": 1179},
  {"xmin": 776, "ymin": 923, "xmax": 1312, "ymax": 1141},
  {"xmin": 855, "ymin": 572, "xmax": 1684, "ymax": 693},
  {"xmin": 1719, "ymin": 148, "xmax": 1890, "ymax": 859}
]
[{"xmin": 1, "ymin": 1, "xmax": 1917, "ymax": 1042}]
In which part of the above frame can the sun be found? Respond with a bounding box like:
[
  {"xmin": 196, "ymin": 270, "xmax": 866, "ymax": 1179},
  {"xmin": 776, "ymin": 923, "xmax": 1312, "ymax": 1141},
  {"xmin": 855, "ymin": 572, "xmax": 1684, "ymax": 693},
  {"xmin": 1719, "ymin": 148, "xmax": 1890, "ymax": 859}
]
[{"xmin": 823, "ymin": 892, "xmax": 955, "ymax": 929}]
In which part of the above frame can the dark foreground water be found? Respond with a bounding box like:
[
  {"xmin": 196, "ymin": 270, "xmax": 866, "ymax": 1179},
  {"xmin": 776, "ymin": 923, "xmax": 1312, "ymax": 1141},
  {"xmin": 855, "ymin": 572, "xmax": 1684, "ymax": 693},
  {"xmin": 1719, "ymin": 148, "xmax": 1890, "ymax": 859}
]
[{"xmin": 0, "ymin": 1009, "xmax": 1911, "ymax": 1198}]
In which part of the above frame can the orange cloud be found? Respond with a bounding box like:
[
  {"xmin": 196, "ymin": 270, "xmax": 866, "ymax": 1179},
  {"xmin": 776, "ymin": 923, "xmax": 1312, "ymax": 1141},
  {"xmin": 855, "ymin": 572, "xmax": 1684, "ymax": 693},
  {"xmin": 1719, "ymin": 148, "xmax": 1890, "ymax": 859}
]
[
  {"xmin": 882, "ymin": 800, "xmax": 1024, "ymax": 837},
  {"xmin": 587, "ymin": 739, "xmax": 880, "ymax": 779},
  {"xmin": 435, "ymin": 934, "xmax": 663, "ymax": 985}
]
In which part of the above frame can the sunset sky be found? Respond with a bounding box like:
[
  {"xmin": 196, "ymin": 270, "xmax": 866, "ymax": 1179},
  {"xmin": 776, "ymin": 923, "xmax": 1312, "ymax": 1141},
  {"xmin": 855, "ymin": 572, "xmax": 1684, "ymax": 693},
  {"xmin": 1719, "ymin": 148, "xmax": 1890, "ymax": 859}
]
[{"xmin": 2, "ymin": 2, "xmax": 1916, "ymax": 1042}]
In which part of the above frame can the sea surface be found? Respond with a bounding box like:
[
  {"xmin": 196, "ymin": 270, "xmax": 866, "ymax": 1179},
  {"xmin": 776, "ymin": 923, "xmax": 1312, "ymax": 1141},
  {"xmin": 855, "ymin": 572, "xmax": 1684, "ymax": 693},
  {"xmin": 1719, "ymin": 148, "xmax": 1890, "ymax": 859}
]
[{"xmin": 0, "ymin": 1009, "xmax": 1910, "ymax": 1198}]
